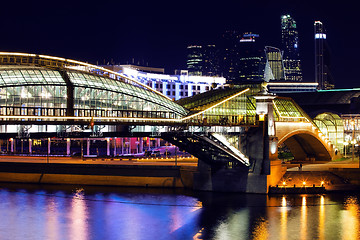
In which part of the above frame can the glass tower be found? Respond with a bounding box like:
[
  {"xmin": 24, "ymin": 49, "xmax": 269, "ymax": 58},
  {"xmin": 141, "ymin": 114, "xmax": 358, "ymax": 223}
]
[
  {"xmin": 187, "ymin": 45, "xmax": 220, "ymax": 76},
  {"xmin": 314, "ymin": 21, "xmax": 334, "ymax": 89},
  {"xmin": 264, "ymin": 46, "xmax": 285, "ymax": 81},
  {"xmin": 238, "ymin": 32, "xmax": 266, "ymax": 82},
  {"xmin": 186, "ymin": 45, "xmax": 203, "ymax": 76},
  {"xmin": 281, "ymin": 14, "xmax": 302, "ymax": 81}
]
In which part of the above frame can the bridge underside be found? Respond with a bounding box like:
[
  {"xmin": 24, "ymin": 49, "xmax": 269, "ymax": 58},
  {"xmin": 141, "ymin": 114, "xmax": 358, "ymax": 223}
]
[
  {"xmin": 283, "ymin": 133, "xmax": 332, "ymax": 161},
  {"xmin": 161, "ymin": 132, "xmax": 250, "ymax": 169}
]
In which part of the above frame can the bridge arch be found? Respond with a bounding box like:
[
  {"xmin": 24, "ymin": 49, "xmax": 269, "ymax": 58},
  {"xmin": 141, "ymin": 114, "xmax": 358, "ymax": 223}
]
[{"xmin": 277, "ymin": 123, "xmax": 333, "ymax": 161}]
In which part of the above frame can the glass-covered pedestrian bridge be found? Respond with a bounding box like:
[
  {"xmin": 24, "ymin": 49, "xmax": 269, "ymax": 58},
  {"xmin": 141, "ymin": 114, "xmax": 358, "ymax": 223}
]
[
  {"xmin": 0, "ymin": 53, "xmax": 187, "ymax": 125},
  {"xmin": 0, "ymin": 52, "xmax": 311, "ymax": 129}
]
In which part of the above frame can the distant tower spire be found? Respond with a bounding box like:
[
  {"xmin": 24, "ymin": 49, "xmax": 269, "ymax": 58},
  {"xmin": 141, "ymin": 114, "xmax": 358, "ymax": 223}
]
[{"xmin": 314, "ymin": 21, "xmax": 334, "ymax": 89}]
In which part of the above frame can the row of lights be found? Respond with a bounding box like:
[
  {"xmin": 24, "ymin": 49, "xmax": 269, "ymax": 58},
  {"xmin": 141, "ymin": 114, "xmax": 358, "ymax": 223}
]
[{"xmin": 281, "ymin": 181, "xmax": 325, "ymax": 187}]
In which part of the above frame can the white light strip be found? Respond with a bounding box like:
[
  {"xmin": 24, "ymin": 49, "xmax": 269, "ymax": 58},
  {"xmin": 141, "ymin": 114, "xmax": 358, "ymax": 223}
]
[{"xmin": 0, "ymin": 115, "xmax": 182, "ymax": 123}]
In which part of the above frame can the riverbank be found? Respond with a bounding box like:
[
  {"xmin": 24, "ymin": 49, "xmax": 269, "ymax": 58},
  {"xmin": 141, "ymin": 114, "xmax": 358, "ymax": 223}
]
[{"xmin": 271, "ymin": 159, "xmax": 360, "ymax": 193}]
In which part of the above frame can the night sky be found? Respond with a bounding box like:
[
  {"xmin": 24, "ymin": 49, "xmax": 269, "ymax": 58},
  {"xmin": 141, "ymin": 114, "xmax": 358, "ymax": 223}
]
[{"xmin": 1, "ymin": 1, "xmax": 359, "ymax": 88}]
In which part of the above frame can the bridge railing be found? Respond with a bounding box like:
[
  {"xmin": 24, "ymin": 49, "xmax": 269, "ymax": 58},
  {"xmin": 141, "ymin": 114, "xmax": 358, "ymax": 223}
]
[{"xmin": 182, "ymin": 115, "xmax": 257, "ymax": 126}]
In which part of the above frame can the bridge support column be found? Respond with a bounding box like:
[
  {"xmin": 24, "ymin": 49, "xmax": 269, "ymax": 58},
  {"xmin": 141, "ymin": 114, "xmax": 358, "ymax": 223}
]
[
  {"xmin": 66, "ymin": 138, "xmax": 71, "ymax": 156},
  {"xmin": 29, "ymin": 139, "xmax": 32, "ymax": 154},
  {"xmin": 193, "ymin": 159, "xmax": 250, "ymax": 192},
  {"xmin": 139, "ymin": 138, "xmax": 143, "ymax": 153},
  {"xmin": 120, "ymin": 138, "xmax": 123, "ymax": 155},
  {"xmin": 10, "ymin": 138, "xmax": 14, "ymax": 153},
  {"xmin": 87, "ymin": 138, "xmax": 90, "ymax": 156},
  {"xmin": 106, "ymin": 138, "xmax": 110, "ymax": 156},
  {"xmin": 113, "ymin": 138, "xmax": 117, "ymax": 156}
]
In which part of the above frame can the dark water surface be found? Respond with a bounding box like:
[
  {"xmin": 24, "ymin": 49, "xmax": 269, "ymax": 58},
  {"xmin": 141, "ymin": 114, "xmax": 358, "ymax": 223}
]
[{"xmin": 0, "ymin": 183, "xmax": 359, "ymax": 240}]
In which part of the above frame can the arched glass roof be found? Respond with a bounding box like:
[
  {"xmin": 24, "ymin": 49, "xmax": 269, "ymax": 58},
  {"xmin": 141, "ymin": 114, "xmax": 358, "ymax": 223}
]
[
  {"xmin": 0, "ymin": 64, "xmax": 188, "ymax": 120},
  {"xmin": 313, "ymin": 112, "xmax": 344, "ymax": 152}
]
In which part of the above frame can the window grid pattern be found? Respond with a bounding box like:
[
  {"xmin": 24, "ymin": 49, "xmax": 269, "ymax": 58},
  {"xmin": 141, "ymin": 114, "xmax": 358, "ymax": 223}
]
[
  {"xmin": 314, "ymin": 113, "xmax": 344, "ymax": 153},
  {"xmin": 273, "ymin": 98, "xmax": 306, "ymax": 120},
  {"xmin": 68, "ymin": 71, "xmax": 187, "ymax": 117},
  {"xmin": 187, "ymin": 91, "xmax": 257, "ymax": 125},
  {"xmin": 0, "ymin": 68, "xmax": 65, "ymax": 86}
]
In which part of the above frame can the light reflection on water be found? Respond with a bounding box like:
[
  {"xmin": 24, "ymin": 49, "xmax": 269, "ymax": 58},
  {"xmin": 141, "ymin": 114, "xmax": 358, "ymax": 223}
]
[{"xmin": 0, "ymin": 184, "xmax": 359, "ymax": 240}]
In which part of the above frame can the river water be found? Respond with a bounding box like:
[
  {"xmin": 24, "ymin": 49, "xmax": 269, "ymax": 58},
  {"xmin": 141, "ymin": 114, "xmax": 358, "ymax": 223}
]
[{"xmin": 0, "ymin": 183, "xmax": 359, "ymax": 240}]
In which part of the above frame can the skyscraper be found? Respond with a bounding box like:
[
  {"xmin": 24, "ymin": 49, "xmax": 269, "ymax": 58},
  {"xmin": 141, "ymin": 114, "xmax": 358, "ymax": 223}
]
[
  {"xmin": 221, "ymin": 30, "xmax": 242, "ymax": 82},
  {"xmin": 264, "ymin": 46, "xmax": 285, "ymax": 81},
  {"xmin": 314, "ymin": 21, "xmax": 334, "ymax": 89},
  {"xmin": 186, "ymin": 45, "xmax": 220, "ymax": 76},
  {"xmin": 238, "ymin": 32, "xmax": 266, "ymax": 82},
  {"xmin": 186, "ymin": 45, "xmax": 203, "ymax": 76},
  {"xmin": 281, "ymin": 14, "xmax": 302, "ymax": 81},
  {"xmin": 220, "ymin": 31, "xmax": 265, "ymax": 84}
]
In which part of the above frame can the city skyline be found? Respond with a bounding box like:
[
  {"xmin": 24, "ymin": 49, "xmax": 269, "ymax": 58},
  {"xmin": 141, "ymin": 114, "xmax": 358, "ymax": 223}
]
[{"xmin": 1, "ymin": 1, "xmax": 359, "ymax": 88}]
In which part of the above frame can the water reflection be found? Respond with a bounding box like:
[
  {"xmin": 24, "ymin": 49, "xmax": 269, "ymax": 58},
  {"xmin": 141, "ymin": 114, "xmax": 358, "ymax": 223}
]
[
  {"xmin": 319, "ymin": 195, "xmax": 325, "ymax": 240},
  {"xmin": 280, "ymin": 196, "xmax": 287, "ymax": 240},
  {"xmin": 70, "ymin": 188, "xmax": 88, "ymax": 240},
  {"xmin": 0, "ymin": 184, "xmax": 360, "ymax": 240},
  {"xmin": 342, "ymin": 196, "xmax": 360, "ymax": 240},
  {"xmin": 301, "ymin": 196, "xmax": 307, "ymax": 240}
]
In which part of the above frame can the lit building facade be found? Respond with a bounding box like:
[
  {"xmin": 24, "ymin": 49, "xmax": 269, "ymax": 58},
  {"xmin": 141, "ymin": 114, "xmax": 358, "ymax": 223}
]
[
  {"xmin": 186, "ymin": 45, "xmax": 203, "ymax": 76},
  {"xmin": 314, "ymin": 21, "xmax": 334, "ymax": 90},
  {"xmin": 106, "ymin": 65, "xmax": 226, "ymax": 100},
  {"xmin": 264, "ymin": 46, "xmax": 285, "ymax": 81},
  {"xmin": 281, "ymin": 14, "xmax": 303, "ymax": 81}
]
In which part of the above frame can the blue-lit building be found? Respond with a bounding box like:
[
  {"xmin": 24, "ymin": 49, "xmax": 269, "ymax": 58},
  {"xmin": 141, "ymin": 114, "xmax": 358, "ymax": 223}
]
[{"xmin": 104, "ymin": 64, "xmax": 226, "ymax": 100}]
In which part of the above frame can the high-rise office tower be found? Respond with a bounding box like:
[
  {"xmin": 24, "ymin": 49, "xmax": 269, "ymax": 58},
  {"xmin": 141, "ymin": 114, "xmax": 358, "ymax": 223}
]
[
  {"xmin": 220, "ymin": 30, "xmax": 265, "ymax": 84},
  {"xmin": 314, "ymin": 21, "xmax": 334, "ymax": 89},
  {"xmin": 264, "ymin": 46, "xmax": 285, "ymax": 81},
  {"xmin": 187, "ymin": 45, "xmax": 220, "ymax": 76},
  {"xmin": 187, "ymin": 45, "xmax": 203, "ymax": 76},
  {"xmin": 202, "ymin": 45, "xmax": 220, "ymax": 76},
  {"xmin": 221, "ymin": 30, "xmax": 242, "ymax": 83},
  {"xmin": 238, "ymin": 32, "xmax": 266, "ymax": 82},
  {"xmin": 281, "ymin": 14, "xmax": 302, "ymax": 81}
]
